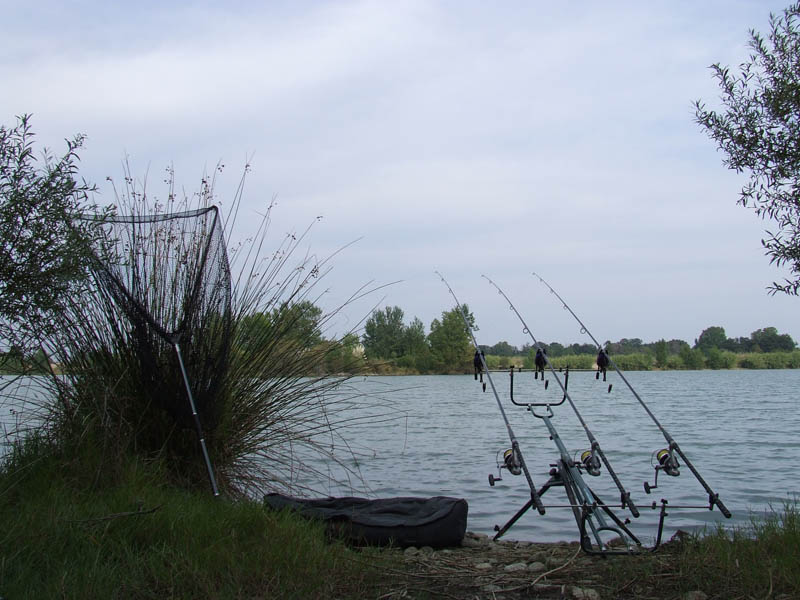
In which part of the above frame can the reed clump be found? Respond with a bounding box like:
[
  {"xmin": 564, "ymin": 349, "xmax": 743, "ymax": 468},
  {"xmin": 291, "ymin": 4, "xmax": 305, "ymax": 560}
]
[{"xmin": 10, "ymin": 163, "xmax": 394, "ymax": 499}]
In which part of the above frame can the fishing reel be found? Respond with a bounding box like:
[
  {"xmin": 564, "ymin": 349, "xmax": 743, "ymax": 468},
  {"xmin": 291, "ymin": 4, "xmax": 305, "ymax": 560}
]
[
  {"xmin": 644, "ymin": 448, "xmax": 680, "ymax": 493},
  {"xmin": 488, "ymin": 448, "xmax": 522, "ymax": 486},
  {"xmin": 577, "ymin": 449, "xmax": 602, "ymax": 477}
]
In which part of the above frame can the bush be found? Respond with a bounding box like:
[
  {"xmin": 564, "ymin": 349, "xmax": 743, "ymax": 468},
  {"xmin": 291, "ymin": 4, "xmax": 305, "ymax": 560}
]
[
  {"xmin": 613, "ymin": 353, "xmax": 653, "ymax": 371},
  {"xmin": 680, "ymin": 347, "xmax": 706, "ymax": 369},
  {"xmin": 738, "ymin": 353, "xmax": 767, "ymax": 369},
  {"xmin": 548, "ymin": 354, "xmax": 595, "ymax": 370}
]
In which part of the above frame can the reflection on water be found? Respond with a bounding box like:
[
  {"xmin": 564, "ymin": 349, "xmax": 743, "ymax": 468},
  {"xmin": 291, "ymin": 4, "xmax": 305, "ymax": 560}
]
[{"xmin": 3, "ymin": 370, "xmax": 799, "ymax": 543}]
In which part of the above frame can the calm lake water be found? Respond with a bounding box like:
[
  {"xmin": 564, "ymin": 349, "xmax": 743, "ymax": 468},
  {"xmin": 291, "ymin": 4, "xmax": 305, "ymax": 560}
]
[
  {"xmin": 3, "ymin": 369, "xmax": 799, "ymax": 545},
  {"xmin": 294, "ymin": 369, "xmax": 800, "ymax": 545}
]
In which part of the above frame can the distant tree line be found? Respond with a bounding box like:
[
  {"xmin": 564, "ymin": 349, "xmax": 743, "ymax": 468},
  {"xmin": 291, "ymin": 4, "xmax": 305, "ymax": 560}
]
[
  {"xmin": 361, "ymin": 305, "xmax": 474, "ymax": 373},
  {"xmin": 359, "ymin": 307, "xmax": 800, "ymax": 373},
  {"xmin": 6, "ymin": 302, "xmax": 796, "ymax": 376}
]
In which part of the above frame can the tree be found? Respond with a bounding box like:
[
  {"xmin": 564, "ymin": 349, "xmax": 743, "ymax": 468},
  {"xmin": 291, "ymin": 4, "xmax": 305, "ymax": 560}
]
[
  {"xmin": 403, "ymin": 317, "xmax": 428, "ymax": 355},
  {"xmin": 750, "ymin": 326, "xmax": 796, "ymax": 352},
  {"xmin": 695, "ymin": 3, "xmax": 800, "ymax": 294},
  {"xmin": 362, "ymin": 306, "xmax": 406, "ymax": 359},
  {"xmin": 272, "ymin": 300, "xmax": 323, "ymax": 347},
  {"xmin": 654, "ymin": 339, "xmax": 668, "ymax": 368},
  {"xmin": 695, "ymin": 326, "xmax": 728, "ymax": 354},
  {"xmin": 0, "ymin": 114, "xmax": 105, "ymax": 352},
  {"xmin": 679, "ymin": 346, "xmax": 706, "ymax": 370},
  {"xmin": 428, "ymin": 305, "xmax": 474, "ymax": 371},
  {"xmin": 489, "ymin": 341, "xmax": 517, "ymax": 356}
]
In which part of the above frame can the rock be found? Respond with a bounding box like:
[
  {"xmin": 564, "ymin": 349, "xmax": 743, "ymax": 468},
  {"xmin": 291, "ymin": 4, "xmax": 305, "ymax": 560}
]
[
  {"xmin": 570, "ymin": 586, "xmax": 600, "ymax": 600},
  {"xmin": 682, "ymin": 592, "xmax": 707, "ymax": 600},
  {"xmin": 527, "ymin": 561, "xmax": 547, "ymax": 573},
  {"xmin": 546, "ymin": 557, "xmax": 563, "ymax": 568},
  {"xmin": 461, "ymin": 536, "xmax": 484, "ymax": 548},
  {"xmin": 483, "ymin": 584, "xmax": 503, "ymax": 593},
  {"xmin": 474, "ymin": 562, "xmax": 494, "ymax": 570},
  {"xmin": 504, "ymin": 562, "xmax": 528, "ymax": 572}
]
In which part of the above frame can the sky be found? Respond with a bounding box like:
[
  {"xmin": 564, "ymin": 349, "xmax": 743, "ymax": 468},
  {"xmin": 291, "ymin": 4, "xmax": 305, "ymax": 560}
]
[{"xmin": 2, "ymin": 0, "xmax": 798, "ymax": 349}]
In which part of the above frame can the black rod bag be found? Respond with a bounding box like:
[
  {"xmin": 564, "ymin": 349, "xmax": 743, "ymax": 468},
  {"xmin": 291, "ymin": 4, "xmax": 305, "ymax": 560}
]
[{"xmin": 264, "ymin": 493, "xmax": 468, "ymax": 548}]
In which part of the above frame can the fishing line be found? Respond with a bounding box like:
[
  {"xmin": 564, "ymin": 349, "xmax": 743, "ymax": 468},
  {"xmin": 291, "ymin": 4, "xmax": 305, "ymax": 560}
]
[
  {"xmin": 531, "ymin": 271, "xmax": 731, "ymax": 518},
  {"xmin": 435, "ymin": 271, "xmax": 545, "ymax": 515},
  {"xmin": 482, "ymin": 274, "xmax": 639, "ymax": 518}
]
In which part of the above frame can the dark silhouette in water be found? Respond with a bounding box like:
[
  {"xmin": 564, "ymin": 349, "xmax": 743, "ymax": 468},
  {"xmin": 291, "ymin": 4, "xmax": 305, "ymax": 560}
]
[
  {"xmin": 473, "ymin": 350, "xmax": 485, "ymax": 382},
  {"xmin": 596, "ymin": 348, "xmax": 609, "ymax": 381}
]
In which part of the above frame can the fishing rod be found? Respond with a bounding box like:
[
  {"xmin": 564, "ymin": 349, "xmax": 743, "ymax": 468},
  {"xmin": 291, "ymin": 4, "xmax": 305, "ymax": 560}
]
[
  {"xmin": 482, "ymin": 275, "xmax": 639, "ymax": 520},
  {"xmin": 435, "ymin": 271, "xmax": 545, "ymax": 516},
  {"xmin": 532, "ymin": 271, "xmax": 731, "ymax": 518}
]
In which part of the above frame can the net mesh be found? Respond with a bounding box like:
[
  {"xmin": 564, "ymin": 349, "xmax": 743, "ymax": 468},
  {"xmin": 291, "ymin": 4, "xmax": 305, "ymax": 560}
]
[{"xmin": 84, "ymin": 206, "xmax": 232, "ymax": 431}]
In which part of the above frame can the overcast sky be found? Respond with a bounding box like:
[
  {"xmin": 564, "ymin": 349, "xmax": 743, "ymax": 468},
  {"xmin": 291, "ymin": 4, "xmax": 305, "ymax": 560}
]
[{"xmin": 3, "ymin": 1, "xmax": 798, "ymax": 349}]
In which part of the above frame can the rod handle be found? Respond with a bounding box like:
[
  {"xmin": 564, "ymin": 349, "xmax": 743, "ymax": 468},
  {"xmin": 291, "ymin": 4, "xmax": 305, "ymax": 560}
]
[{"xmin": 713, "ymin": 494, "xmax": 732, "ymax": 518}]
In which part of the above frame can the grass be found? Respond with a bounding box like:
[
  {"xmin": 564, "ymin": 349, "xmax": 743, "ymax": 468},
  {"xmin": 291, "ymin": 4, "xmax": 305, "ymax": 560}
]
[
  {"xmin": 0, "ymin": 437, "xmax": 395, "ymax": 600},
  {"xmin": 599, "ymin": 504, "xmax": 800, "ymax": 599},
  {"xmin": 4, "ymin": 434, "xmax": 800, "ymax": 599}
]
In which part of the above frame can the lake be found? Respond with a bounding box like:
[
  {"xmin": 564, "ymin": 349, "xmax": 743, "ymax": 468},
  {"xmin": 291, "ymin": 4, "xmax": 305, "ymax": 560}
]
[
  {"xmin": 3, "ymin": 369, "xmax": 799, "ymax": 545},
  {"xmin": 293, "ymin": 369, "xmax": 800, "ymax": 545}
]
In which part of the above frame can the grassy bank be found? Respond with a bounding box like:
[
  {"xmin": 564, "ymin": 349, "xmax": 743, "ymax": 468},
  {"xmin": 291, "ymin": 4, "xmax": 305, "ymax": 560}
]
[
  {"xmin": 3, "ymin": 436, "xmax": 799, "ymax": 599},
  {"xmin": 601, "ymin": 505, "xmax": 800, "ymax": 598},
  {"xmin": 0, "ymin": 437, "xmax": 394, "ymax": 599}
]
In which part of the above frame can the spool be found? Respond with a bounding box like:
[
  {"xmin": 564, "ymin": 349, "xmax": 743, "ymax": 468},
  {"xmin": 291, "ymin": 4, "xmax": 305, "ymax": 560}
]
[
  {"xmin": 656, "ymin": 448, "xmax": 680, "ymax": 476},
  {"xmin": 503, "ymin": 449, "xmax": 521, "ymax": 475},
  {"xmin": 580, "ymin": 450, "xmax": 601, "ymax": 476}
]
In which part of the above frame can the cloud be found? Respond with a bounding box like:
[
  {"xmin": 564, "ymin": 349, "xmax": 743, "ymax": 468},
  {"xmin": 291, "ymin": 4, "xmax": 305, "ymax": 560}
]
[{"xmin": 1, "ymin": 0, "xmax": 797, "ymax": 346}]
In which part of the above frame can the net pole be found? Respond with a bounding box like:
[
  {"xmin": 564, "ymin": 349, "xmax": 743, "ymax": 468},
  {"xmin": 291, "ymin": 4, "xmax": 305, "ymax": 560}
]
[{"xmin": 174, "ymin": 342, "xmax": 220, "ymax": 497}]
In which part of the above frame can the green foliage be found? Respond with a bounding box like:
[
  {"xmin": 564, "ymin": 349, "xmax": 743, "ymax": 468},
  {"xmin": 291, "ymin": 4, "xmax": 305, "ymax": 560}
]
[
  {"xmin": 427, "ymin": 305, "xmax": 474, "ymax": 372},
  {"xmin": 674, "ymin": 503, "xmax": 800, "ymax": 598},
  {"xmin": 362, "ymin": 308, "xmax": 435, "ymax": 371},
  {"xmin": 363, "ymin": 306, "xmax": 407, "ymax": 359},
  {"xmin": 272, "ymin": 300, "xmax": 324, "ymax": 347},
  {"xmin": 654, "ymin": 339, "xmax": 668, "ymax": 368},
  {"xmin": 546, "ymin": 353, "xmax": 595, "ymax": 370},
  {"xmin": 612, "ymin": 352, "xmax": 653, "ymax": 371},
  {"xmin": 665, "ymin": 354, "xmax": 685, "ymax": 369},
  {"xmin": 522, "ymin": 352, "xmax": 534, "ymax": 369},
  {"xmin": 750, "ymin": 326, "xmax": 796, "ymax": 352},
  {"xmin": 21, "ymin": 166, "xmax": 383, "ymax": 498},
  {"xmin": 695, "ymin": 326, "xmax": 727, "ymax": 353},
  {"xmin": 0, "ymin": 440, "xmax": 388, "ymax": 599},
  {"xmin": 679, "ymin": 346, "xmax": 706, "ymax": 370},
  {"xmin": 236, "ymin": 301, "xmax": 324, "ymax": 353},
  {"xmin": 488, "ymin": 340, "xmax": 517, "ymax": 356},
  {"xmin": 323, "ymin": 333, "xmax": 364, "ymax": 374},
  {"xmin": 739, "ymin": 350, "xmax": 800, "ymax": 369},
  {"xmin": 704, "ymin": 347, "xmax": 738, "ymax": 369},
  {"xmin": 695, "ymin": 3, "xmax": 800, "ymax": 294},
  {"xmin": 606, "ymin": 338, "xmax": 645, "ymax": 355},
  {"xmin": 361, "ymin": 312, "xmax": 798, "ymax": 374},
  {"xmin": 738, "ymin": 352, "xmax": 767, "ymax": 369},
  {"xmin": 0, "ymin": 115, "xmax": 110, "ymax": 354}
]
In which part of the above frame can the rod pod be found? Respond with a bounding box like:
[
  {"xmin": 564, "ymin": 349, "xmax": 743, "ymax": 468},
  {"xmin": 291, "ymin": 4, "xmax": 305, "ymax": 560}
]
[{"xmin": 531, "ymin": 271, "xmax": 730, "ymax": 518}]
